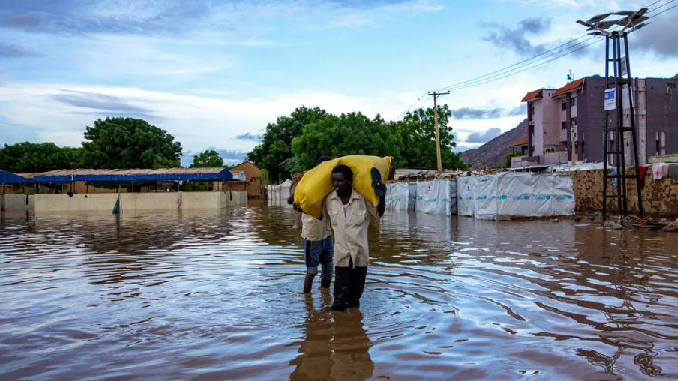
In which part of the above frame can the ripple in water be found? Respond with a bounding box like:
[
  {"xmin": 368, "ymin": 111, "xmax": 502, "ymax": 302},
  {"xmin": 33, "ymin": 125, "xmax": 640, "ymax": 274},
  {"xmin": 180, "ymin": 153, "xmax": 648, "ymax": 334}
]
[{"xmin": 1, "ymin": 206, "xmax": 678, "ymax": 380}]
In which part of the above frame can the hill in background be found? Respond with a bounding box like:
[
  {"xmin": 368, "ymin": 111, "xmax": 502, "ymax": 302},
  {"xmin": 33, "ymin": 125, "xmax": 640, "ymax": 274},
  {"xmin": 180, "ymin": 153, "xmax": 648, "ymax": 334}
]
[{"xmin": 460, "ymin": 119, "xmax": 528, "ymax": 169}]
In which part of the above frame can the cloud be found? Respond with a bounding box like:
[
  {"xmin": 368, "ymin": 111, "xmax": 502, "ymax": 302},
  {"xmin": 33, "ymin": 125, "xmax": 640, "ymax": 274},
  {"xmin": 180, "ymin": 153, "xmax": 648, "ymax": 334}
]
[
  {"xmin": 0, "ymin": 0, "xmax": 442, "ymax": 36},
  {"xmin": 0, "ymin": 82, "xmax": 413, "ymax": 156},
  {"xmin": 0, "ymin": 42, "xmax": 39, "ymax": 58},
  {"xmin": 51, "ymin": 90, "xmax": 155, "ymax": 117},
  {"xmin": 236, "ymin": 133, "xmax": 263, "ymax": 142},
  {"xmin": 0, "ymin": 1, "xmax": 209, "ymax": 36},
  {"xmin": 453, "ymin": 104, "xmax": 525, "ymax": 119},
  {"xmin": 507, "ymin": 103, "xmax": 527, "ymax": 116},
  {"xmin": 632, "ymin": 14, "xmax": 678, "ymax": 58},
  {"xmin": 482, "ymin": 17, "xmax": 551, "ymax": 56},
  {"xmin": 181, "ymin": 149, "xmax": 248, "ymax": 167},
  {"xmin": 465, "ymin": 128, "xmax": 502, "ymax": 143}
]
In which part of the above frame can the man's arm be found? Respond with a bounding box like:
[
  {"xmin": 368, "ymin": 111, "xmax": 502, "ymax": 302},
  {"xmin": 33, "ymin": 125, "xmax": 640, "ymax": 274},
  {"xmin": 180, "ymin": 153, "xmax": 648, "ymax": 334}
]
[{"xmin": 376, "ymin": 182, "xmax": 386, "ymax": 218}]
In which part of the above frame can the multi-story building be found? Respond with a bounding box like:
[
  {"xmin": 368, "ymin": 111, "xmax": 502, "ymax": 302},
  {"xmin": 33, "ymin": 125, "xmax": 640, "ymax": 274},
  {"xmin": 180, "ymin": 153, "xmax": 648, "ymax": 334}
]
[{"xmin": 514, "ymin": 76, "xmax": 678, "ymax": 167}]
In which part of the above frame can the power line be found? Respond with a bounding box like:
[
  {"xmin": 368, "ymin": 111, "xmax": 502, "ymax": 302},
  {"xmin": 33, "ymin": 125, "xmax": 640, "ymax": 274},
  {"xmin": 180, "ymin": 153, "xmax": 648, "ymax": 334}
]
[{"xmin": 395, "ymin": 0, "xmax": 675, "ymax": 119}]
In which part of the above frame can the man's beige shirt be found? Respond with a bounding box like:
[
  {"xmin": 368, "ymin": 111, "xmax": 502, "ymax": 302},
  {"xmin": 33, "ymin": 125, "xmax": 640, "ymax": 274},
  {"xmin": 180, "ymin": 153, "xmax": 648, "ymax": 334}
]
[
  {"xmin": 322, "ymin": 190, "xmax": 379, "ymax": 267},
  {"xmin": 301, "ymin": 213, "xmax": 332, "ymax": 241}
]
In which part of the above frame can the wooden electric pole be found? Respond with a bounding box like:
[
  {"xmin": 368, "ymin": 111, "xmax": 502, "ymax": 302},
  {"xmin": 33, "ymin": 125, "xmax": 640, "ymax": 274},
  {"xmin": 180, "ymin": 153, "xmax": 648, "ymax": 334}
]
[{"xmin": 428, "ymin": 91, "xmax": 450, "ymax": 172}]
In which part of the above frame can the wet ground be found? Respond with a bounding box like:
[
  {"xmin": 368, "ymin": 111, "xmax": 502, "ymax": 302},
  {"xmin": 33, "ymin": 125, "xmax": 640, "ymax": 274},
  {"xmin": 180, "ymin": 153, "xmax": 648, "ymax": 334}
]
[{"xmin": 1, "ymin": 205, "xmax": 678, "ymax": 381}]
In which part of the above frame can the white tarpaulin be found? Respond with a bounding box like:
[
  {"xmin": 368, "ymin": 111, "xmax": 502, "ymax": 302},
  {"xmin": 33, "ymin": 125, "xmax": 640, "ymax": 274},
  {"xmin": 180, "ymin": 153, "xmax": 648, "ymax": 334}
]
[
  {"xmin": 473, "ymin": 175, "xmax": 498, "ymax": 220},
  {"xmin": 416, "ymin": 179, "xmax": 457, "ymax": 215},
  {"xmin": 386, "ymin": 183, "xmax": 410, "ymax": 211},
  {"xmin": 457, "ymin": 176, "xmax": 475, "ymax": 216},
  {"xmin": 459, "ymin": 173, "xmax": 575, "ymax": 220},
  {"xmin": 408, "ymin": 183, "xmax": 417, "ymax": 211}
]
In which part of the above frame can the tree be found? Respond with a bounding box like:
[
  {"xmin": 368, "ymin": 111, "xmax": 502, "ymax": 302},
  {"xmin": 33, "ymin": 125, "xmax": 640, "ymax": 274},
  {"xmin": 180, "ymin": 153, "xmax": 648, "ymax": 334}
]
[
  {"xmin": 247, "ymin": 106, "xmax": 328, "ymax": 183},
  {"xmin": 504, "ymin": 152, "xmax": 522, "ymax": 168},
  {"xmin": 0, "ymin": 142, "xmax": 82, "ymax": 173},
  {"xmin": 191, "ymin": 149, "xmax": 224, "ymax": 168},
  {"xmin": 79, "ymin": 117, "xmax": 182, "ymax": 169},
  {"xmin": 292, "ymin": 112, "xmax": 402, "ymax": 171},
  {"xmin": 395, "ymin": 106, "xmax": 466, "ymax": 170}
]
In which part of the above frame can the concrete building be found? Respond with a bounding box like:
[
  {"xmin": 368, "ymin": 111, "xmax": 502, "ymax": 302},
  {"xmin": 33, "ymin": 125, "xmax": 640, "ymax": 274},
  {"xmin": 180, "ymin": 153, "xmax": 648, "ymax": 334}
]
[
  {"xmin": 515, "ymin": 76, "xmax": 678, "ymax": 167},
  {"xmin": 520, "ymin": 88, "xmax": 569, "ymax": 166}
]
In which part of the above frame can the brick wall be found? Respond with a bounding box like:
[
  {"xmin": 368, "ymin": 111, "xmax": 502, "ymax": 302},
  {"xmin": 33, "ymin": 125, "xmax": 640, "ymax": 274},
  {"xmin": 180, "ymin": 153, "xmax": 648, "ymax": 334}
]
[{"xmin": 570, "ymin": 169, "xmax": 678, "ymax": 217}]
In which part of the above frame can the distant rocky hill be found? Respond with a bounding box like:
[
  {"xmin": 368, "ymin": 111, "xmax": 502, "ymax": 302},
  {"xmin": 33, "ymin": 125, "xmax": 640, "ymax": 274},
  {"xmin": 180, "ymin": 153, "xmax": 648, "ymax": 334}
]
[{"xmin": 461, "ymin": 119, "xmax": 528, "ymax": 169}]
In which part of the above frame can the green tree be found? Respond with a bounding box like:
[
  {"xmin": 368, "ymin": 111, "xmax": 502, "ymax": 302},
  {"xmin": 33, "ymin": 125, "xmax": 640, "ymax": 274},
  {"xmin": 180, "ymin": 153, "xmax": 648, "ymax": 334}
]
[
  {"xmin": 292, "ymin": 112, "xmax": 402, "ymax": 171},
  {"xmin": 79, "ymin": 117, "xmax": 182, "ymax": 169},
  {"xmin": 191, "ymin": 149, "xmax": 224, "ymax": 168},
  {"xmin": 504, "ymin": 152, "xmax": 522, "ymax": 168},
  {"xmin": 247, "ymin": 106, "xmax": 328, "ymax": 182},
  {"xmin": 0, "ymin": 142, "xmax": 82, "ymax": 173},
  {"xmin": 395, "ymin": 106, "xmax": 466, "ymax": 170}
]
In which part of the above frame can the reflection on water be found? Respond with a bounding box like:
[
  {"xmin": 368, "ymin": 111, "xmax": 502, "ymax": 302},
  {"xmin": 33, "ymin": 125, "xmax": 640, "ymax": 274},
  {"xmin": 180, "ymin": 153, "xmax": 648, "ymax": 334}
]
[
  {"xmin": 1, "ymin": 206, "xmax": 678, "ymax": 380},
  {"xmin": 290, "ymin": 293, "xmax": 373, "ymax": 381}
]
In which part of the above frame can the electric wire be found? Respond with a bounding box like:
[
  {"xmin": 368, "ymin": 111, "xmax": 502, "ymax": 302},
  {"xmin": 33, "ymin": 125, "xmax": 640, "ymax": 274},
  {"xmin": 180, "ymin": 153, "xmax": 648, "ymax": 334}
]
[{"xmin": 396, "ymin": 0, "xmax": 675, "ymax": 119}]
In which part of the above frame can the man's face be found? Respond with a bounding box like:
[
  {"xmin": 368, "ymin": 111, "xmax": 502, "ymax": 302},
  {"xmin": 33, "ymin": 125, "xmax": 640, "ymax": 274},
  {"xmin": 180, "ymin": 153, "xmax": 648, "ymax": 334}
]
[{"xmin": 332, "ymin": 172, "xmax": 350, "ymax": 194}]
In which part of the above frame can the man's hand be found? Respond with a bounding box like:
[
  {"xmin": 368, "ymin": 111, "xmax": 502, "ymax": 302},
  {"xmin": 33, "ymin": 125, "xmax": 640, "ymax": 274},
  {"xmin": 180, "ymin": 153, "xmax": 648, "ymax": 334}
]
[{"xmin": 376, "ymin": 182, "xmax": 386, "ymax": 218}]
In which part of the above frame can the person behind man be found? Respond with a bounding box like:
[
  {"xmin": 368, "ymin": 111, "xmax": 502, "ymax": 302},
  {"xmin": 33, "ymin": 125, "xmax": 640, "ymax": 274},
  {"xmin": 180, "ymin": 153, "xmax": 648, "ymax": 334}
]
[
  {"xmin": 290, "ymin": 156, "xmax": 334, "ymax": 293},
  {"xmin": 323, "ymin": 164, "xmax": 385, "ymax": 311}
]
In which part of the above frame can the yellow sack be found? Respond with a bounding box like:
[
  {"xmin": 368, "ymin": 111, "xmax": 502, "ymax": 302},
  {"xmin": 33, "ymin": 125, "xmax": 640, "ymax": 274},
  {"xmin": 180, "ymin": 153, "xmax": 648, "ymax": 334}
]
[{"xmin": 294, "ymin": 155, "xmax": 391, "ymax": 219}]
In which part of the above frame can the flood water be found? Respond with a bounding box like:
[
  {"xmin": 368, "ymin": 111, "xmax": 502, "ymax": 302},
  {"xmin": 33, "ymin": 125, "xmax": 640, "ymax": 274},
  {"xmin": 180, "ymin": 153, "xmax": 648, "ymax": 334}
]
[{"xmin": 1, "ymin": 205, "xmax": 678, "ymax": 381}]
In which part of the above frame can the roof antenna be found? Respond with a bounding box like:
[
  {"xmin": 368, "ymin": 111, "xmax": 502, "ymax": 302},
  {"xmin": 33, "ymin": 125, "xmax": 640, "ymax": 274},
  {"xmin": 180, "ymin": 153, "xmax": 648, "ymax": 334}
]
[{"xmin": 567, "ymin": 70, "xmax": 574, "ymax": 83}]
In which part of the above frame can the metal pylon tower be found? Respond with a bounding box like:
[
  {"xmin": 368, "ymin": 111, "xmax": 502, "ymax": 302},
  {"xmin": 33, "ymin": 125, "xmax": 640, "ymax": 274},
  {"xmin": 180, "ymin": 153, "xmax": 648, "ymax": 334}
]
[
  {"xmin": 578, "ymin": 8, "xmax": 648, "ymax": 221},
  {"xmin": 602, "ymin": 32, "xmax": 643, "ymax": 220}
]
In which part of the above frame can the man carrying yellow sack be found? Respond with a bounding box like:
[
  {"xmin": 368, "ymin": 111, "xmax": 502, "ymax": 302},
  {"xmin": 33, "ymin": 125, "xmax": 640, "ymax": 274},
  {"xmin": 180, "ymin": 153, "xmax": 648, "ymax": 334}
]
[{"xmin": 323, "ymin": 164, "xmax": 385, "ymax": 311}]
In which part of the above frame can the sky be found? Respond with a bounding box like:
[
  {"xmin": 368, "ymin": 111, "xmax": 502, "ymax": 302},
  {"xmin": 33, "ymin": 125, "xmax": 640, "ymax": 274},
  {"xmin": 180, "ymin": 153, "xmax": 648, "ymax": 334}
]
[{"xmin": 1, "ymin": 0, "xmax": 677, "ymax": 166}]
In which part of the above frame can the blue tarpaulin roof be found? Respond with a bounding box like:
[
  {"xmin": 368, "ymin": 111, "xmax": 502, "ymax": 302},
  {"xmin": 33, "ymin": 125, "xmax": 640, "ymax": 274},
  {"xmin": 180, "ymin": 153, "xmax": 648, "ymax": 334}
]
[
  {"xmin": 0, "ymin": 168, "xmax": 234, "ymax": 184},
  {"xmin": 0, "ymin": 170, "xmax": 31, "ymax": 184}
]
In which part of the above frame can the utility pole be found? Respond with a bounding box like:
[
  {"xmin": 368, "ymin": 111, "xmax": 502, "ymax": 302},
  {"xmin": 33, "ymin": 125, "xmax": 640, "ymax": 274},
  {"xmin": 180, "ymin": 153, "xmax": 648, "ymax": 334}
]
[{"xmin": 428, "ymin": 90, "xmax": 450, "ymax": 172}]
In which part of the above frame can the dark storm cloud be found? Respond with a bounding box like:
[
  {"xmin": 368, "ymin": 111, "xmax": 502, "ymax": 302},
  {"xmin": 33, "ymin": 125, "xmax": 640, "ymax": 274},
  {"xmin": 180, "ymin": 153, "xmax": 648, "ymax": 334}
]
[
  {"xmin": 453, "ymin": 107, "xmax": 504, "ymax": 119},
  {"xmin": 482, "ymin": 17, "xmax": 551, "ymax": 57},
  {"xmin": 235, "ymin": 133, "xmax": 263, "ymax": 142},
  {"xmin": 452, "ymin": 104, "xmax": 525, "ymax": 120},
  {"xmin": 465, "ymin": 128, "xmax": 502, "ymax": 144},
  {"xmin": 632, "ymin": 15, "xmax": 678, "ymax": 58},
  {"xmin": 52, "ymin": 90, "xmax": 154, "ymax": 117}
]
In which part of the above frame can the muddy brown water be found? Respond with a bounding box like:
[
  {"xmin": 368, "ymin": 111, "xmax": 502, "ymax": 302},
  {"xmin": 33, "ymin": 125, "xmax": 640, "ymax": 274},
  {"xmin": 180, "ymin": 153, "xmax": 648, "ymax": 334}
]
[{"xmin": 1, "ymin": 205, "xmax": 677, "ymax": 381}]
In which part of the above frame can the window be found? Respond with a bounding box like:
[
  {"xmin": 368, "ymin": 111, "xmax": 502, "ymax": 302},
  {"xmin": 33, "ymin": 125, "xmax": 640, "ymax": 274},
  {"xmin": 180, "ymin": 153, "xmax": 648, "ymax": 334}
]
[
  {"xmin": 561, "ymin": 102, "xmax": 567, "ymax": 110},
  {"xmin": 571, "ymin": 97, "xmax": 577, "ymax": 107},
  {"xmin": 668, "ymin": 83, "xmax": 676, "ymax": 89},
  {"xmin": 562, "ymin": 121, "xmax": 567, "ymax": 130},
  {"xmin": 570, "ymin": 117, "xmax": 577, "ymax": 126}
]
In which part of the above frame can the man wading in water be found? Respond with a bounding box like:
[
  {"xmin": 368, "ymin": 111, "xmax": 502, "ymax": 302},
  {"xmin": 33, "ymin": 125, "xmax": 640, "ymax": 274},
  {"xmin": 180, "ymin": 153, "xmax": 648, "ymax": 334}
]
[
  {"xmin": 322, "ymin": 164, "xmax": 385, "ymax": 311},
  {"xmin": 289, "ymin": 156, "xmax": 334, "ymax": 293}
]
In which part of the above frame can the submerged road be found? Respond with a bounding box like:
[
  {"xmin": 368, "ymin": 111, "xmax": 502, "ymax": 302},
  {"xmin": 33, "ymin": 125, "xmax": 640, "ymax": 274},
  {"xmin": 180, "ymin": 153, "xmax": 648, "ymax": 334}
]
[{"xmin": 1, "ymin": 205, "xmax": 677, "ymax": 380}]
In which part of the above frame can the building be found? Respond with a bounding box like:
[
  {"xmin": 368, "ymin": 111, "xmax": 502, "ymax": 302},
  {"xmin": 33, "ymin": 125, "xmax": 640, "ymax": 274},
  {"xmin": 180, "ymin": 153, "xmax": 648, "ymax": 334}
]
[
  {"xmin": 514, "ymin": 76, "xmax": 678, "ymax": 167},
  {"xmin": 229, "ymin": 161, "xmax": 265, "ymax": 199},
  {"xmin": 520, "ymin": 88, "xmax": 569, "ymax": 166},
  {"xmin": 0, "ymin": 167, "xmax": 247, "ymax": 213}
]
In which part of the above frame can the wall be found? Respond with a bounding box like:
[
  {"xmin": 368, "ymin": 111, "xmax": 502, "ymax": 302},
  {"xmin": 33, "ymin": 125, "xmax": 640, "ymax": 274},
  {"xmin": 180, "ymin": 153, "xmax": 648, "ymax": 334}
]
[
  {"xmin": 33, "ymin": 191, "xmax": 247, "ymax": 213},
  {"xmin": 570, "ymin": 169, "xmax": 678, "ymax": 217},
  {"xmin": 577, "ymin": 77, "xmax": 608, "ymax": 163},
  {"xmin": 541, "ymin": 151, "xmax": 569, "ymax": 165},
  {"xmin": 646, "ymin": 78, "xmax": 678, "ymax": 158},
  {"xmin": 541, "ymin": 90, "xmax": 562, "ymax": 148},
  {"xmin": 0, "ymin": 194, "xmax": 34, "ymax": 212}
]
